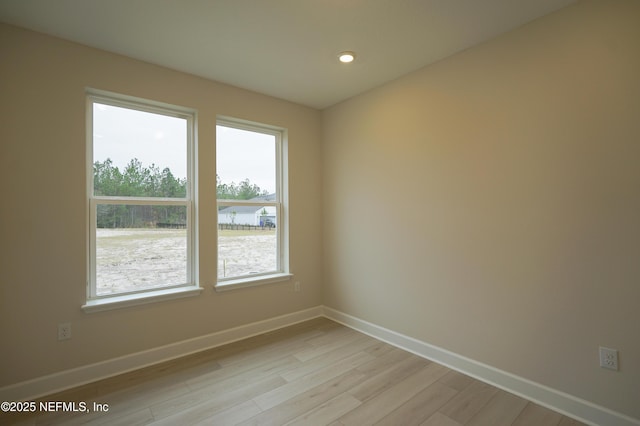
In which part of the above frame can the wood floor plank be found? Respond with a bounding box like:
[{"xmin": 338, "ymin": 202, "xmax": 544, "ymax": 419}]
[
  {"xmin": 281, "ymin": 334, "xmax": 378, "ymax": 382},
  {"xmin": 191, "ymin": 400, "xmax": 262, "ymax": 426},
  {"xmin": 293, "ymin": 328, "xmax": 368, "ymax": 362},
  {"xmin": 363, "ymin": 340, "xmax": 397, "ymax": 358},
  {"xmin": 354, "ymin": 346, "xmax": 414, "ymax": 377},
  {"xmin": 212, "ymin": 329, "xmax": 319, "ymax": 367},
  {"xmin": 437, "ymin": 370, "xmax": 476, "ymax": 392},
  {"xmin": 185, "ymin": 354, "xmax": 297, "ymax": 393},
  {"xmin": 29, "ymin": 404, "xmax": 152, "ymax": 426},
  {"xmin": 91, "ymin": 380, "xmax": 190, "ymax": 423},
  {"xmin": 374, "ymin": 382, "xmax": 458, "ymax": 426},
  {"xmin": 511, "ymin": 402, "xmax": 563, "ymax": 426},
  {"xmin": 558, "ymin": 416, "xmax": 589, "ymax": 426},
  {"xmin": 284, "ymin": 393, "xmax": 362, "ymax": 426},
  {"xmin": 338, "ymin": 362, "xmax": 449, "ymax": 425},
  {"xmin": 239, "ymin": 370, "xmax": 367, "ymax": 426},
  {"xmin": 420, "ymin": 412, "xmax": 464, "ymax": 426},
  {"xmin": 303, "ymin": 323, "xmax": 356, "ymax": 346},
  {"xmin": 438, "ymin": 379, "xmax": 499, "ymax": 424},
  {"xmin": 147, "ymin": 386, "xmax": 220, "ymax": 421},
  {"xmin": 205, "ymin": 319, "xmax": 329, "ymax": 367},
  {"xmin": 152, "ymin": 356, "xmax": 295, "ymax": 419},
  {"xmin": 83, "ymin": 408, "xmax": 154, "ymax": 426},
  {"xmin": 150, "ymin": 374, "xmax": 285, "ymax": 425},
  {"xmin": 465, "ymin": 390, "xmax": 529, "ymax": 426},
  {"xmin": 252, "ymin": 350, "xmax": 374, "ymax": 411},
  {"xmin": 347, "ymin": 352, "xmax": 429, "ymax": 402}
]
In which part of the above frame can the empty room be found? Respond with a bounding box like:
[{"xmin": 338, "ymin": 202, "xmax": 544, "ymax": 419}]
[{"xmin": 0, "ymin": 1, "xmax": 638, "ymax": 425}]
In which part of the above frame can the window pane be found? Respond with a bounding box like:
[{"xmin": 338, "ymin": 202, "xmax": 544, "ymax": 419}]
[
  {"xmin": 216, "ymin": 125, "xmax": 276, "ymax": 200},
  {"xmin": 218, "ymin": 209, "xmax": 278, "ymax": 279},
  {"xmin": 93, "ymin": 103, "xmax": 187, "ymax": 197},
  {"xmin": 95, "ymin": 204, "xmax": 187, "ymax": 295}
]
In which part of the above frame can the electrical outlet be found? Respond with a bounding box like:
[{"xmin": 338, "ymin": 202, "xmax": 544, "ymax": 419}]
[
  {"xmin": 294, "ymin": 281, "xmax": 301, "ymax": 292},
  {"xmin": 58, "ymin": 322, "xmax": 71, "ymax": 341},
  {"xmin": 599, "ymin": 347, "xmax": 618, "ymax": 371}
]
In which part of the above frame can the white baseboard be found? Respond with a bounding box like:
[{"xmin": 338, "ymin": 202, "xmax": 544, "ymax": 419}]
[
  {"xmin": 322, "ymin": 306, "xmax": 640, "ymax": 426},
  {"xmin": 0, "ymin": 306, "xmax": 323, "ymax": 402}
]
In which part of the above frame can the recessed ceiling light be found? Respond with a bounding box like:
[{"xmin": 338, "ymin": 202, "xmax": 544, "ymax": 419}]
[{"xmin": 338, "ymin": 51, "xmax": 356, "ymax": 63}]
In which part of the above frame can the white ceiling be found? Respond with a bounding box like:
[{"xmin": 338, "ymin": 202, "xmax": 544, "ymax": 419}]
[{"xmin": 0, "ymin": 0, "xmax": 577, "ymax": 109}]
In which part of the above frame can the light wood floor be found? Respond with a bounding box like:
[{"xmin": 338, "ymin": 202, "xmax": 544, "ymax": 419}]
[{"xmin": 4, "ymin": 318, "xmax": 587, "ymax": 426}]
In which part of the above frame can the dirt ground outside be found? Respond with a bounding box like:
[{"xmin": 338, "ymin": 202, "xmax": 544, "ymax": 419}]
[
  {"xmin": 95, "ymin": 228, "xmax": 276, "ymax": 295},
  {"xmin": 217, "ymin": 229, "xmax": 277, "ymax": 279}
]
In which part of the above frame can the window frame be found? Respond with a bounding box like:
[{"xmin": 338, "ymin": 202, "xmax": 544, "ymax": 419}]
[
  {"xmin": 83, "ymin": 89, "xmax": 201, "ymax": 312},
  {"xmin": 214, "ymin": 117, "xmax": 291, "ymax": 291}
]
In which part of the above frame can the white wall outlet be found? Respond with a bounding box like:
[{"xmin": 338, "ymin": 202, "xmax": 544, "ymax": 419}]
[
  {"xmin": 294, "ymin": 281, "xmax": 301, "ymax": 292},
  {"xmin": 58, "ymin": 322, "xmax": 72, "ymax": 341},
  {"xmin": 599, "ymin": 346, "xmax": 618, "ymax": 371}
]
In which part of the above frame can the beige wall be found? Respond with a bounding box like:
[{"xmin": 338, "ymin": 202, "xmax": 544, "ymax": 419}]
[
  {"xmin": 0, "ymin": 24, "xmax": 322, "ymax": 386},
  {"xmin": 2, "ymin": 0, "xmax": 640, "ymax": 420},
  {"xmin": 323, "ymin": 0, "xmax": 639, "ymax": 419}
]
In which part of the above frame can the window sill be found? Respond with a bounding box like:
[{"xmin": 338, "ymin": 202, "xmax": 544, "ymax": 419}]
[
  {"xmin": 214, "ymin": 273, "xmax": 293, "ymax": 292},
  {"xmin": 82, "ymin": 286, "xmax": 203, "ymax": 313}
]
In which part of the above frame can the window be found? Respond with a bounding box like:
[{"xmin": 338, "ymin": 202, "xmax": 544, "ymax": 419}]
[
  {"xmin": 216, "ymin": 118, "xmax": 289, "ymax": 290},
  {"xmin": 84, "ymin": 90, "xmax": 199, "ymax": 311}
]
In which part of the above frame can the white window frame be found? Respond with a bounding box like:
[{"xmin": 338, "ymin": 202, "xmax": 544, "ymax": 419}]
[
  {"xmin": 83, "ymin": 89, "xmax": 201, "ymax": 312},
  {"xmin": 214, "ymin": 117, "xmax": 291, "ymax": 291}
]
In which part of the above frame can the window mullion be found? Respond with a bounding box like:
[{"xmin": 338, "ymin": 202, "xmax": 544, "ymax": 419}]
[
  {"xmin": 217, "ymin": 201, "xmax": 278, "ymax": 207},
  {"xmin": 93, "ymin": 197, "xmax": 188, "ymax": 206}
]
